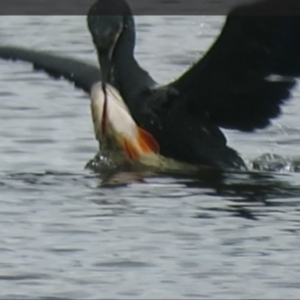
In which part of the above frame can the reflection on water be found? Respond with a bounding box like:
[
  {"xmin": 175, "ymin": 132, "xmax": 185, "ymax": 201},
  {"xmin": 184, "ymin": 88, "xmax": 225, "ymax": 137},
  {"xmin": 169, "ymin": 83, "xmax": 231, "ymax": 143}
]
[{"xmin": 93, "ymin": 165, "xmax": 300, "ymax": 220}]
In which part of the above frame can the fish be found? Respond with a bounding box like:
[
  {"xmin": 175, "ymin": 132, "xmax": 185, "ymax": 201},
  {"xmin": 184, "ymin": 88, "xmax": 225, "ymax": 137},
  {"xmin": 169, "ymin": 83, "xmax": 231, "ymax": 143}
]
[
  {"xmin": 90, "ymin": 82, "xmax": 199, "ymax": 172},
  {"xmin": 90, "ymin": 82, "xmax": 159, "ymax": 160}
]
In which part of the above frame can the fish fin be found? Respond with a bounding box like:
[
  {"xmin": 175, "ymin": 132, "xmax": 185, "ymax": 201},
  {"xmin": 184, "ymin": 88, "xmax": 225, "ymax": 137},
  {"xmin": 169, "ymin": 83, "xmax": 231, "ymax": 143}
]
[
  {"xmin": 122, "ymin": 138, "xmax": 141, "ymax": 161},
  {"xmin": 137, "ymin": 127, "xmax": 160, "ymax": 153},
  {"xmin": 121, "ymin": 128, "xmax": 159, "ymax": 161}
]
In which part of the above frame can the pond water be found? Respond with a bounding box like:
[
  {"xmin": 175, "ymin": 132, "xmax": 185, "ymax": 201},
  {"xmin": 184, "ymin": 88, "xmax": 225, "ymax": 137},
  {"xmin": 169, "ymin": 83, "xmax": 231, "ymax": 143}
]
[{"xmin": 0, "ymin": 15, "xmax": 300, "ymax": 299}]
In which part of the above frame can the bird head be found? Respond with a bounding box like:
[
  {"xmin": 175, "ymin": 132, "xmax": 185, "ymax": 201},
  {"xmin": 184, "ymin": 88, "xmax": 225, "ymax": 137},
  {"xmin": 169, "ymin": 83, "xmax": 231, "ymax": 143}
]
[{"xmin": 87, "ymin": 0, "xmax": 131, "ymax": 95}]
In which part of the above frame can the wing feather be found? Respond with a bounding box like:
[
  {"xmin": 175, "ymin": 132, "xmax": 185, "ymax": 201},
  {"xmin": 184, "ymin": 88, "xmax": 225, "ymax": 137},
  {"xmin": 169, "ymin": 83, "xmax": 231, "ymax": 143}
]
[
  {"xmin": 0, "ymin": 46, "xmax": 101, "ymax": 93},
  {"xmin": 169, "ymin": 0, "xmax": 300, "ymax": 131}
]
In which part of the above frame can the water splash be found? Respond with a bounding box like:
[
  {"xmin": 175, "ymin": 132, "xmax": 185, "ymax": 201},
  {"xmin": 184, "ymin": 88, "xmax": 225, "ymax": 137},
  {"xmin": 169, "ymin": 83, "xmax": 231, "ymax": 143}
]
[{"xmin": 249, "ymin": 153, "xmax": 300, "ymax": 173}]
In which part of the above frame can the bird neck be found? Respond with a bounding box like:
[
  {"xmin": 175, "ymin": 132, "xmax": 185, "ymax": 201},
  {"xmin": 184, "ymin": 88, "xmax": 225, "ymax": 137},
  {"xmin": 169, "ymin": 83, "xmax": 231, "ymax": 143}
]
[{"xmin": 106, "ymin": 16, "xmax": 155, "ymax": 117}]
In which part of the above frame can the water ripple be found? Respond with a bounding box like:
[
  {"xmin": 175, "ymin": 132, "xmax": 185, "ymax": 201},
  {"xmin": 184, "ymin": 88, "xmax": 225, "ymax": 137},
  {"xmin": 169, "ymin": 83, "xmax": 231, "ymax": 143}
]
[{"xmin": 0, "ymin": 15, "xmax": 300, "ymax": 300}]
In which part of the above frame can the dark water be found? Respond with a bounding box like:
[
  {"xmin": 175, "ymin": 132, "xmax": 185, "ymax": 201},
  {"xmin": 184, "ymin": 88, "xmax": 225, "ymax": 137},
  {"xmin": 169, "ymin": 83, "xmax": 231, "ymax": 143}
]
[{"xmin": 1, "ymin": 16, "xmax": 300, "ymax": 299}]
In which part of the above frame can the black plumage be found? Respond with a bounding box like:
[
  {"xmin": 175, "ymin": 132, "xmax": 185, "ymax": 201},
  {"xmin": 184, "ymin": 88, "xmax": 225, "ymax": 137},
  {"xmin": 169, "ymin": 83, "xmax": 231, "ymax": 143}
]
[
  {"xmin": 0, "ymin": 47, "xmax": 100, "ymax": 93},
  {"xmin": 1, "ymin": 0, "xmax": 300, "ymax": 169}
]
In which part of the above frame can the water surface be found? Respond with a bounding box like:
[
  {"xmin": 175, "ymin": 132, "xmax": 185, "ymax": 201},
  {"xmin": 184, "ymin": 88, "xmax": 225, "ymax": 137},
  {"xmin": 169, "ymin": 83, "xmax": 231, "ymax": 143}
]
[{"xmin": 1, "ymin": 16, "xmax": 300, "ymax": 299}]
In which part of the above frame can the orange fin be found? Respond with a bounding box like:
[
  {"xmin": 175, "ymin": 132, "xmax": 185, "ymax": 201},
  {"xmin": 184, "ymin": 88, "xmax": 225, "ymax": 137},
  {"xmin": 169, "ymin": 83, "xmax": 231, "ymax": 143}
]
[
  {"xmin": 137, "ymin": 127, "xmax": 160, "ymax": 153},
  {"xmin": 122, "ymin": 138, "xmax": 140, "ymax": 161},
  {"xmin": 121, "ymin": 128, "xmax": 159, "ymax": 162}
]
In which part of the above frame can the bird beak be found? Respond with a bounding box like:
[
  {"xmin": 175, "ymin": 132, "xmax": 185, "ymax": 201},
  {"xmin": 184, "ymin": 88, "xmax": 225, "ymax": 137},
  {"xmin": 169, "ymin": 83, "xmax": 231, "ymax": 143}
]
[
  {"xmin": 98, "ymin": 48, "xmax": 114, "ymax": 135},
  {"xmin": 98, "ymin": 48, "xmax": 112, "ymax": 95}
]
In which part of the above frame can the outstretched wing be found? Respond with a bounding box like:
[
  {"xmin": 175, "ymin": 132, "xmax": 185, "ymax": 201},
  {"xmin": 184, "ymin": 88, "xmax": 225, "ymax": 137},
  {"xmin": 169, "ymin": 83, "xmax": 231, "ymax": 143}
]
[
  {"xmin": 0, "ymin": 46, "xmax": 101, "ymax": 93},
  {"xmin": 169, "ymin": 0, "xmax": 300, "ymax": 132}
]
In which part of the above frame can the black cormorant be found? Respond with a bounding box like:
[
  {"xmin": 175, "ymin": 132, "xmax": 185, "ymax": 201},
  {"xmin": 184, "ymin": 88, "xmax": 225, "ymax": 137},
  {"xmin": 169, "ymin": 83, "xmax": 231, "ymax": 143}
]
[{"xmin": 0, "ymin": 0, "xmax": 300, "ymax": 169}]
